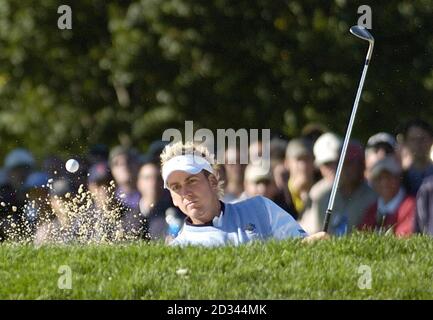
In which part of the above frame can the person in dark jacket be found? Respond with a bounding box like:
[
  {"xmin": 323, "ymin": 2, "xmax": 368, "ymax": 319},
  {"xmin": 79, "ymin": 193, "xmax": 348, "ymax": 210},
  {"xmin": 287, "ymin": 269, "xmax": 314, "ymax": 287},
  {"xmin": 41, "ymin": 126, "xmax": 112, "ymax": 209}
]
[{"xmin": 415, "ymin": 175, "xmax": 433, "ymax": 235}]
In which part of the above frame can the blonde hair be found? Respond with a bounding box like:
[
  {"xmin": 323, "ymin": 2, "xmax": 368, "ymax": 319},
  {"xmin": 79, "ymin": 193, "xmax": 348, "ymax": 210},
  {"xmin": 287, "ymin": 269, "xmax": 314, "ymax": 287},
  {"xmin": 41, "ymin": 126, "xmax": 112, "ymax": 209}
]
[{"xmin": 160, "ymin": 141, "xmax": 225, "ymax": 198}]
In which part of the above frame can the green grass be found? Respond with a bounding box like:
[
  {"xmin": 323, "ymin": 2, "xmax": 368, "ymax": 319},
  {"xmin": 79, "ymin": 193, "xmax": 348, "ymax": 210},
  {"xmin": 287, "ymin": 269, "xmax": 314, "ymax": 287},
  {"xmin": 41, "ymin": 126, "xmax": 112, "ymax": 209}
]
[{"xmin": 1, "ymin": 233, "xmax": 433, "ymax": 299}]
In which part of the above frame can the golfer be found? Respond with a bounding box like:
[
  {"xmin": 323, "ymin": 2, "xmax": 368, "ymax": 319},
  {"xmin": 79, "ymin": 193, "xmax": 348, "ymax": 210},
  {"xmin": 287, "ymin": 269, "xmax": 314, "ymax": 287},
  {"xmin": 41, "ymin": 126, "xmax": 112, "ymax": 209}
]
[{"xmin": 161, "ymin": 141, "xmax": 328, "ymax": 246}]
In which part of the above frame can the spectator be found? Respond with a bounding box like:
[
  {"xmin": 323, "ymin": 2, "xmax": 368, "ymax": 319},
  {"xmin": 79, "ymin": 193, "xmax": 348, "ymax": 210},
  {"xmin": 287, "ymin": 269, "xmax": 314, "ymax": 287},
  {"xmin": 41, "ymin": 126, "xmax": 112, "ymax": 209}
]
[
  {"xmin": 300, "ymin": 132, "xmax": 342, "ymax": 233},
  {"xmin": 364, "ymin": 132, "xmax": 396, "ymax": 184},
  {"xmin": 0, "ymin": 168, "xmax": 20, "ymax": 242},
  {"xmin": 248, "ymin": 139, "xmax": 264, "ymax": 165},
  {"xmin": 222, "ymin": 145, "xmax": 246, "ymax": 202},
  {"xmin": 359, "ymin": 156, "xmax": 415, "ymax": 236},
  {"xmin": 0, "ymin": 171, "xmax": 49, "ymax": 242},
  {"xmin": 23, "ymin": 172, "xmax": 50, "ymax": 233},
  {"xmin": 87, "ymin": 144, "xmax": 109, "ymax": 166},
  {"xmin": 4, "ymin": 148, "xmax": 35, "ymax": 208},
  {"xmin": 109, "ymin": 146, "xmax": 140, "ymax": 211},
  {"xmin": 34, "ymin": 178, "xmax": 75, "ymax": 245},
  {"xmin": 414, "ymin": 175, "xmax": 433, "ymax": 235},
  {"xmin": 240, "ymin": 163, "xmax": 295, "ymax": 217},
  {"xmin": 142, "ymin": 140, "xmax": 170, "ymax": 164},
  {"xmin": 122, "ymin": 159, "xmax": 179, "ymax": 241},
  {"xmin": 301, "ymin": 123, "xmax": 328, "ymax": 180},
  {"xmin": 401, "ymin": 120, "xmax": 433, "ymax": 195},
  {"xmin": 242, "ymin": 164, "xmax": 274, "ymax": 199},
  {"xmin": 397, "ymin": 140, "xmax": 413, "ymax": 171},
  {"xmin": 82, "ymin": 162, "xmax": 126, "ymax": 242},
  {"xmin": 284, "ymin": 138, "xmax": 315, "ymax": 219},
  {"xmin": 301, "ymin": 122, "xmax": 327, "ymax": 145},
  {"xmin": 269, "ymin": 137, "xmax": 289, "ymax": 200},
  {"xmin": 304, "ymin": 141, "xmax": 377, "ymax": 235}
]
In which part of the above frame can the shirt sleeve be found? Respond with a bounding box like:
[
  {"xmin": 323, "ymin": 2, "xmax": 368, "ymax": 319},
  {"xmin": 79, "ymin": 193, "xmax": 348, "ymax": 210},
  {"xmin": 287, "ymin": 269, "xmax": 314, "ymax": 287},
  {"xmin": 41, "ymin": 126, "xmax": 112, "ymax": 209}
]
[{"xmin": 261, "ymin": 196, "xmax": 308, "ymax": 239}]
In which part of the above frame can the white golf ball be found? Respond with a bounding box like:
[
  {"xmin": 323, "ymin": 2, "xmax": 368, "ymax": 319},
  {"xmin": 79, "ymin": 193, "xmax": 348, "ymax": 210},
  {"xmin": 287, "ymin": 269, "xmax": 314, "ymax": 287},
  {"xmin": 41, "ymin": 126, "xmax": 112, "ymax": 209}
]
[{"xmin": 65, "ymin": 159, "xmax": 80, "ymax": 173}]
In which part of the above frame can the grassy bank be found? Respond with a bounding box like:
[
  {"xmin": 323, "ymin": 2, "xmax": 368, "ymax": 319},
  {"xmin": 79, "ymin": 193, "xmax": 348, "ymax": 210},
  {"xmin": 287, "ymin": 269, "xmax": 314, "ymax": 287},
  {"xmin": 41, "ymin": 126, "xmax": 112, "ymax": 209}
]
[{"xmin": 1, "ymin": 233, "xmax": 433, "ymax": 299}]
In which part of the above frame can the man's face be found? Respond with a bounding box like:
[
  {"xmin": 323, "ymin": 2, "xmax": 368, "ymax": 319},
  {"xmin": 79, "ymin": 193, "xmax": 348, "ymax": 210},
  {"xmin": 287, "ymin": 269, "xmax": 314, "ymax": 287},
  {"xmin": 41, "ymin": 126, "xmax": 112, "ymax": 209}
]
[
  {"xmin": 406, "ymin": 127, "xmax": 433, "ymax": 161},
  {"xmin": 319, "ymin": 161, "xmax": 338, "ymax": 181},
  {"xmin": 365, "ymin": 149, "xmax": 387, "ymax": 182},
  {"xmin": 372, "ymin": 171, "xmax": 400, "ymax": 202},
  {"xmin": 167, "ymin": 171, "xmax": 217, "ymax": 221},
  {"xmin": 273, "ymin": 163, "xmax": 289, "ymax": 189},
  {"xmin": 137, "ymin": 164, "xmax": 161, "ymax": 197}
]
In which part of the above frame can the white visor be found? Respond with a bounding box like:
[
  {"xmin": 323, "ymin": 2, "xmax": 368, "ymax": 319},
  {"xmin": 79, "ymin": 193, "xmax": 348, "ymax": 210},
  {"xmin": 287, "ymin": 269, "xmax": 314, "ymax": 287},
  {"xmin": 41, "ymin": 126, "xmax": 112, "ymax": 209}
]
[{"xmin": 162, "ymin": 154, "xmax": 214, "ymax": 189}]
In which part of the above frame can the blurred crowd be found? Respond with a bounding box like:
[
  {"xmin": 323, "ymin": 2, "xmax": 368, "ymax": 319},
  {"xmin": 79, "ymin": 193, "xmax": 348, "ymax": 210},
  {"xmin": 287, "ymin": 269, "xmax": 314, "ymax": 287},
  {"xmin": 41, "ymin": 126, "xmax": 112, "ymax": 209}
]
[
  {"xmin": 0, "ymin": 141, "xmax": 185, "ymax": 244},
  {"xmin": 1, "ymin": 118, "xmax": 433, "ymax": 244}
]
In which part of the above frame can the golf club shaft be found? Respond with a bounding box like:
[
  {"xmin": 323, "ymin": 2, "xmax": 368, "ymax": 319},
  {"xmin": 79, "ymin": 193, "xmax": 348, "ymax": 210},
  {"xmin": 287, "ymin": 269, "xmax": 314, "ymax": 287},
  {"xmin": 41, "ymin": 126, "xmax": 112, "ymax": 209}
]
[{"xmin": 322, "ymin": 49, "xmax": 372, "ymax": 232}]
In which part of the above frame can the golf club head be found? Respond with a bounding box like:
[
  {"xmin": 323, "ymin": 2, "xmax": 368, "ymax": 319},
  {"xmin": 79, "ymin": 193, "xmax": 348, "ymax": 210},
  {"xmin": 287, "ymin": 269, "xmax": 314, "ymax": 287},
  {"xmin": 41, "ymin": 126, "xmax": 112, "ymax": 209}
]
[
  {"xmin": 350, "ymin": 25, "xmax": 374, "ymax": 63},
  {"xmin": 350, "ymin": 25, "xmax": 374, "ymax": 43}
]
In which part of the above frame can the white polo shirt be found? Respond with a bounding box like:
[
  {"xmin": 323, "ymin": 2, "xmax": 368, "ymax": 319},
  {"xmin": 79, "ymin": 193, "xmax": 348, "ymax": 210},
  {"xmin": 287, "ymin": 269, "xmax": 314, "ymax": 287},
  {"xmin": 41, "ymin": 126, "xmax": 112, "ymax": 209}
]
[{"xmin": 170, "ymin": 196, "xmax": 308, "ymax": 247}]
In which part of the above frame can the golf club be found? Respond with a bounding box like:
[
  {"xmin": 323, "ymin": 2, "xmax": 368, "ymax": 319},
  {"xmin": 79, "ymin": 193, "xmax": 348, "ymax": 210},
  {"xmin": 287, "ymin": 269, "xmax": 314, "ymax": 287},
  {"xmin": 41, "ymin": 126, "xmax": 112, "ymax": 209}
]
[{"xmin": 322, "ymin": 25, "xmax": 375, "ymax": 233}]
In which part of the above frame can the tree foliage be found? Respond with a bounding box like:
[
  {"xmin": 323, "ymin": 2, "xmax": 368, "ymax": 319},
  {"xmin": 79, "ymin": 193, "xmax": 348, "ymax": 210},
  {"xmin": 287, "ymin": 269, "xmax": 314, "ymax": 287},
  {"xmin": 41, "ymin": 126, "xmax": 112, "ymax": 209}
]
[{"xmin": 0, "ymin": 0, "xmax": 432, "ymax": 160}]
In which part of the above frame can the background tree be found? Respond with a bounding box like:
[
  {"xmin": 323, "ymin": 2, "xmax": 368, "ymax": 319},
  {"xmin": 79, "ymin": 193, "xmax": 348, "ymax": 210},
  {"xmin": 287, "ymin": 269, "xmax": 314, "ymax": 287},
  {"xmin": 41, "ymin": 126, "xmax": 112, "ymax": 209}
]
[{"xmin": 0, "ymin": 0, "xmax": 432, "ymax": 162}]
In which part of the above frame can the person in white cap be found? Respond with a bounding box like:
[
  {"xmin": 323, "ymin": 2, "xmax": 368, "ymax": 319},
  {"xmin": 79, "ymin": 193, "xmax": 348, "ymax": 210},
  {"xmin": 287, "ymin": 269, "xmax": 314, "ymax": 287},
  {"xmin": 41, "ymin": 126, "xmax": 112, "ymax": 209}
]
[
  {"xmin": 241, "ymin": 163, "xmax": 276, "ymax": 199},
  {"xmin": 300, "ymin": 132, "xmax": 342, "ymax": 234},
  {"xmin": 299, "ymin": 141, "xmax": 377, "ymax": 235},
  {"xmin": 160, "ymin": 141, "xmax": 328, "ymax": 246}
]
